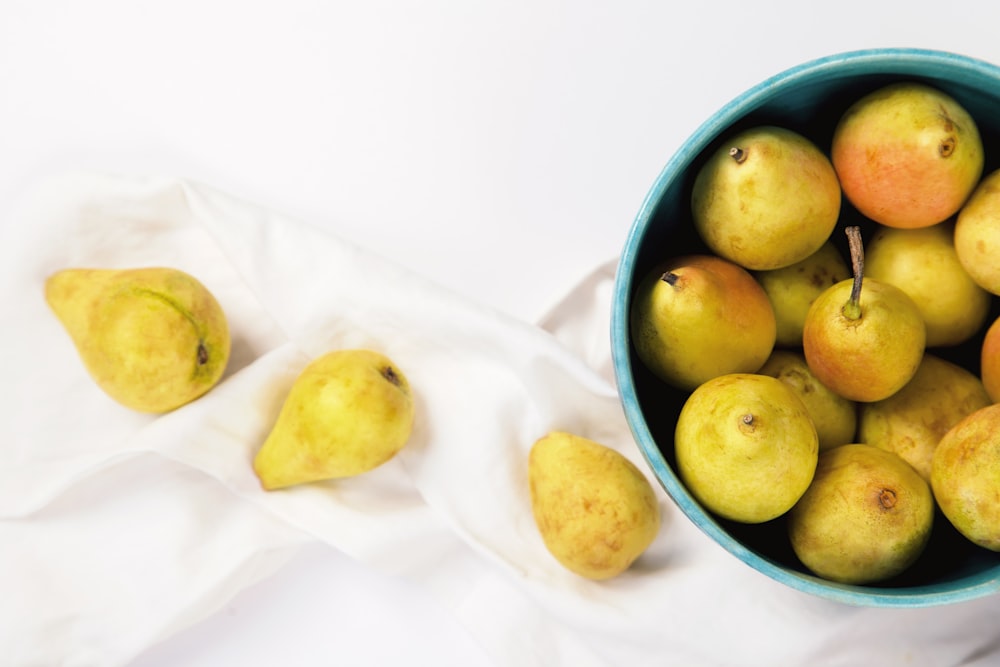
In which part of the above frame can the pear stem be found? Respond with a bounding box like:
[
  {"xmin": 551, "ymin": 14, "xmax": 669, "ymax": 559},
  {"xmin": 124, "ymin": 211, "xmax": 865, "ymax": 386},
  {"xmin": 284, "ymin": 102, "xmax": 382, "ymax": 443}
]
[
  {"xmin": 661, "ymin": 271, "xmax": 680, "ymax": 287},
  {"xmin": 729, "ymin": 146, "xmax": 747, "ymax": 164},
  {"xmin": 843, "ymin": 226, "xmax": 864, "ymax": 321},
  {"xmin": 382, "ymin": 366, "xmax": 402, "ymax": 387},
  {"xmin": 878, "ymin": 488, "xmax": 898, "ymax": 511}
]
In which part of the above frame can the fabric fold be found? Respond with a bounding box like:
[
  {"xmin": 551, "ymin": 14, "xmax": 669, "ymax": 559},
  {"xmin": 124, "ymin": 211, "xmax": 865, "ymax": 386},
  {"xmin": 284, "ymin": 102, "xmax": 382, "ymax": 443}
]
[{"xmin": 4, "ymin": 170, "xmax": 1000, "ymax": 667}]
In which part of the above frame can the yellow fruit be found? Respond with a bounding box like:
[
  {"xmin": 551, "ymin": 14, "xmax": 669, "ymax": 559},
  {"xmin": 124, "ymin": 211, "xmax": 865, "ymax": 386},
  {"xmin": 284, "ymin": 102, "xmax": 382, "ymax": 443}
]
[
  {"xmin": 528, "ymin": 432, "xmax": 660, "ymax": 580},
  {"xmin": 254, "ymin": 349, "xmax": 415, "ymax": 490},
  {"xmin": 45, "ymin": 267, "xmax": 230, "ymax": 413}
]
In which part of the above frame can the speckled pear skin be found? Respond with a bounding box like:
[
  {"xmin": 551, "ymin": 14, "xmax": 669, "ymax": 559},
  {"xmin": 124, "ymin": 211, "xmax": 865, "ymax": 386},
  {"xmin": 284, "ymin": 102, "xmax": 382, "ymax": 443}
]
[
  {"xmin": 528, "ymin": 431, "xmax": 660, "ymax": 580},
  {"xmin": 45, "ymin": 267, "xmax": 231, "ymax": 413},
  {"xmin": 253, "ymin": 349, "xmax": 415, "ymax": 490}
]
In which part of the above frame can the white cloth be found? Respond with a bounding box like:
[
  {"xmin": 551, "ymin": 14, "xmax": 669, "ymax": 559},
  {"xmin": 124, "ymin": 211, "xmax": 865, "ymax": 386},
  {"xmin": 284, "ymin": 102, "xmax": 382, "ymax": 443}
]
[{"xmin": 3, "ymin": 171, "xmax": 999, "ymax": 667}]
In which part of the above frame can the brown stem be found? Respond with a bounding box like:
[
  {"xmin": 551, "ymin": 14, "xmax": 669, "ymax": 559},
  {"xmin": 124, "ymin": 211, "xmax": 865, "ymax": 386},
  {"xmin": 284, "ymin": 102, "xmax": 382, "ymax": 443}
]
[
  {"xmin": 729, "ymin": 146, "xmax": 747, "ymax": 164},
  {"xmin": 843, "ymin": 226, "xmax": 864, "ymax": 321},
  {"xmin": 382, "ymin": 365, "xmax": 402, "ymax": 387},
  {"xmin": 878, "ymin": 488, "xmax": 898, "ymax": 511},
  {"xmin": 661, "ymin": 271, "xmax": 680, "ymax": 286}
]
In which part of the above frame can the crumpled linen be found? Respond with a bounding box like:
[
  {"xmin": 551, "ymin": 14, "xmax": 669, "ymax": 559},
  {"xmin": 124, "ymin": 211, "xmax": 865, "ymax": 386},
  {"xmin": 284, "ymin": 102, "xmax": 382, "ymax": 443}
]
[{"xmin": 2, "ymin": 171, "xmax": 999, "ymax": 667}]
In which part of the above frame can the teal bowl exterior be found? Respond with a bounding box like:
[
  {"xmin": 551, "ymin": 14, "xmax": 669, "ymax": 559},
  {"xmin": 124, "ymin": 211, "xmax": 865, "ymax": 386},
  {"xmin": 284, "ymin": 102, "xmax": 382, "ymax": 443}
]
[{"xmin": 612, "ymin": 48, "xmax": 1000, "ymax": 607}]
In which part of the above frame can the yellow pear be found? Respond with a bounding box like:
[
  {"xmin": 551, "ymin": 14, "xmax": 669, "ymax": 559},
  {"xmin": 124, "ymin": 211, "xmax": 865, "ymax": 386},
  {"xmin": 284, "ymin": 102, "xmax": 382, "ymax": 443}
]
[
  {"xmin": 45, "ymin": 267, "xmax": 230, "ymax": 413},
  {"xmin": 754, "ymin": 241, "xmax": 850, "ymax": 347},
  {"xmin": 802, "ymin": 227, "xmax": 926, "ymax": 402},
  {"xmin": 691, "ymin": 125, "xmax": 841, "ymax": 270},
  {"xmin": 254, "ymin": 349, "xmax": 415, "ymax": 490},
  {"xmin": 630, "ymin": 254, "xmax": 776, "ymax": 391},
  {"xmin": 864, "ymin": 222, "xmax": 990, "ymax": 347},
  {"xmin": 528, "ymin": 432, "xmax": 660, "ymax": 580},
  {"xmin": 955, "ymin": 168, "xmax": 1000, "ymax": 295},
  {"xmin": 674, "ymin": 373, "xmax": 818, "ymax": 523},
  {"xmin": 931, "ymin": 403, "xmax": 1000, "ymax": 551},
  {"xmin": 758, "ymin": 350, "xmax": 856, "ymax": 452},
  {"xmin": 858, "ymin": 354, "xmax": 991, "ymax": 482},
  {"xmin": 788, "ymin": 444, "xmax": 934, "ymax": 584}
]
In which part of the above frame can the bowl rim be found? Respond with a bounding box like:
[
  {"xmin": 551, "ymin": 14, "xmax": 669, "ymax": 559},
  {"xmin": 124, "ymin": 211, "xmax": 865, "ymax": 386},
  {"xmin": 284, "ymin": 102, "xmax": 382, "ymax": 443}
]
[{"xmin": 611, "ymin": 47, "xmax": 1000, "ymax": 607}]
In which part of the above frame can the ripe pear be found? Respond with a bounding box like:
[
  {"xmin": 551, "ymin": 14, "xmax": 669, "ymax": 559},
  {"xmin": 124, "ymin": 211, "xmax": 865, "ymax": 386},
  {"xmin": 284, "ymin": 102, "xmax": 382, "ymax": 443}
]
[
  {"xmin": 758, "ymin": 350, "xmax": 857, "ymax": 452},
  {"xmin": 528, "ymin": 432, "xmax": 660, "ymax": 580},
  {"xmin": 858, "ymin": 354, "xmax": 991, "ymax": 482},
  {"xmin": 980, "ymin": 315, "xmax": 1000, "ymax": 403},
  {"xmin": 630, "ymin": 254, "xmax": 776, "ymax": 391},
  {"xmin": 691, "ymin": 125, "xmax": 841, "ymax": 270},
  {"xmin": 674, "ymin": 373, "xmax": 818, "ymax": 523},
  {"xmin": 831, "ymin": 82, "xmax": 984, "ymax": 229},
  {"xmin": 931, "ymin": 403, "xmax": 1000, "ymax": 551},
  {"xmin": 802, "ymin": 227, "xmax": 926, "ymax": 402},
  {"xmin": 788, "ymin": 444, "xmax": 934, "ymax": 584},
  {"xmin": 45, "ymin": 267, "xmax": 230, "ymax": 413},
  {"xmin": 864, "ymin": 222, "xmax": 990, "ymax": 347},
  {"xmin": 754, "ymin": 241, "xmax": 850, "ymax": 347},
  {"xmin": 253, "ymin": 349, "xmax": 415, "ymax": 490},
  {"xmin": 955, "ymin": 168, "xmax": 1000, "ymax": 294}
]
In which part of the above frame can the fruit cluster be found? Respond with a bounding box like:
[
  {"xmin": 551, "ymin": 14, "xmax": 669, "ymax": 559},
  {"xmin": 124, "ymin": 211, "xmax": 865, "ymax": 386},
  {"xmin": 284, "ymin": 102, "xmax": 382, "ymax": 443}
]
[
  {"xmin": 47, "ymin": 269, "xmax": 662, "ymax": 582},
  {"xmin": 631, "ymin": 81, "xmax": 1000, "ymax": 585}
]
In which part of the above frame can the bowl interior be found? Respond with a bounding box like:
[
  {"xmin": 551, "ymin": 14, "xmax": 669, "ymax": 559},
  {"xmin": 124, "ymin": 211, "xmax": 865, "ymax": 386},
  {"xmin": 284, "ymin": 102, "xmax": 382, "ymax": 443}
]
[{"xmin": 612, "ymin": 48, "xmax": 1000, "ymax": 607}]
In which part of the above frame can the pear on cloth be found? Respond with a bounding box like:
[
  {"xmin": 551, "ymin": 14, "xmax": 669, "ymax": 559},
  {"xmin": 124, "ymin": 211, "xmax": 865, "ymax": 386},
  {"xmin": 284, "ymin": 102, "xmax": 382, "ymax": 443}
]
[
  {"xmin": 254, "ymin": 349, "xmax": 415, "ymax": 490},
  {"xmin": 528, "ymin": 431, "xmax": 660, "ymax": 580},
  {"xmin": 45, "ymin": 266, "xmax": 230, "ymax": 413}
]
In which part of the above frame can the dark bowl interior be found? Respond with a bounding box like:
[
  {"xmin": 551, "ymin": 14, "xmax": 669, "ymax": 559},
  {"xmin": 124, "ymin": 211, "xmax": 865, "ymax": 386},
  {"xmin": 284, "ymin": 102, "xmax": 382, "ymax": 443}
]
[{"xmin": 611, "ymin": 48, "xmax": 1000, "ymax": 607}]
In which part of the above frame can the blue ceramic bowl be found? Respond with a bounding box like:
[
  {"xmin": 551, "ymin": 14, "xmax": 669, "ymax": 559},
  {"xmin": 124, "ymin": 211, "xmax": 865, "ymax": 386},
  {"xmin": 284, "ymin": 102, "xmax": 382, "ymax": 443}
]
[{"xmin": 611, "ymin": 48, "xmax": 1000, "ymax": 607}]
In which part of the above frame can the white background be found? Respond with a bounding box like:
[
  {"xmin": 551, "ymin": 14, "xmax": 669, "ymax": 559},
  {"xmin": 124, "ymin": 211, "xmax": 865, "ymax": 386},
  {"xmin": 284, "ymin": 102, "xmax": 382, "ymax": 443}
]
[{"xmin": 3, "ymin": 1, "xmax": 1000, "ymax": 665}]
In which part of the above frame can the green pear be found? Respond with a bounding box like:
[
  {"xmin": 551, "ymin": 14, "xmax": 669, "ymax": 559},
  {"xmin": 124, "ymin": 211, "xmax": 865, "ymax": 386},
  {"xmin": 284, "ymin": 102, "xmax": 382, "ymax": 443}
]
[
  {"xmin": 254, "ymin": 349, "xmax": 415, "ymax": 490},
  {"xmin": 803, "ymin": 227, "xmax": 926, "ymax": 402},
  {"xmin": 758, "ymin": 350, "xmax": 857, "ymax": 452},
  {"xmin": 931, "ymin": 403, "xmax": 1000, "ymax": 551},
  {"xmin": 754, "ymin": 241, "xmax": 850, "ymax": 347},
  {"xmin": 788, "ymin": 444, "xmax": 934, "ymax": 584},
  {"xmin": 630, "ymin": 254, "xmax": 776, "ymax": 391},
  {"xmin": 864, "ymin": 222, "xmax": 990, "ymax": 347},
  {"xmin": 832, "ymin": 81, "xmax": 983, "ymax": 229},
  {"xmin": 691, "ymin": 125, "xmax": 841, "ymax": 270},
  {"xmin": 528, "ymin": 432, "xmax": 660, "ymax": 580},
  {"xmin": 858, "ymin": 354, "xmax": 991, "ymax": 482},
  {"xmin": 674, "ymin": 373, "xmax": 818, "ymax": 523},
  {"xmin": 45, "ymin": 267, "xmax": 230, "ymax": 413},
  {"xmin": 955, "ymin": 168, "xmax": 1000, "ymax": 295}
]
